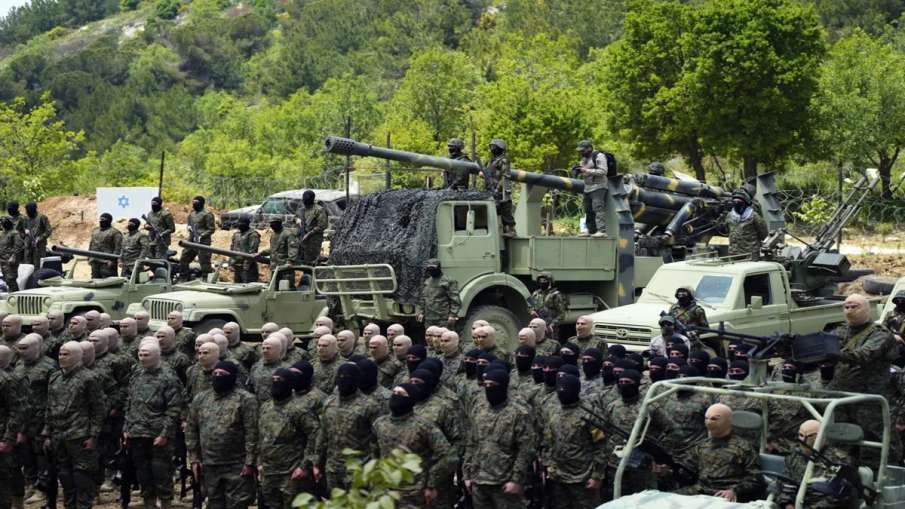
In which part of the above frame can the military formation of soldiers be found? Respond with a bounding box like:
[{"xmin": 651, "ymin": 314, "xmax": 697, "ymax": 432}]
[{"xmin": 0, "ymin": 202, "xmax": 53, "ymax": 292}]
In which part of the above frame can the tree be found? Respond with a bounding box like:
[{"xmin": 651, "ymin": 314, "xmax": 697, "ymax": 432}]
[
  {"xmin": 501, "ymin": 0, "xmax": 626, "ymax": 57},
  {"xmin": 811, "ymin": 29, "xmax": 905, "ymax": 197}
]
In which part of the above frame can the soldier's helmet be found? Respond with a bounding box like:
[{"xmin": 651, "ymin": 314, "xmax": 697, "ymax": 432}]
[
  {"xmin": 576, "ymin": 140, "xmax": 593, "ymax": 152},
  {"xmin": 648, "ymin": 162, "xmax": 666, "ymax": 176},
  {"xmin": 536, "ymin": 271, "xmax": 554, "ymax": 284},
  {"xmin": 893, "ymin": 290, "xmax": 905, "ymax": 305},
  {"xmin": 237, "ymin": 216, "xmax": 251, "ymax": 228},
  {"xmin": 732, "ymin": 187, "xmax": 752, "ymax": 205},
  {"xmin": 447, "ymin": 138, "xmax": 465, "ymax": 150},
  {"xmin": 489, "ymin": 139, "xmax": 507, "ymax": 151},
  {"xmin": 658, "ymin": 314, "xmax": 676, "ymax": 326},
  {"xmin": 424, "ymin": 258, "xmax": 441, "ymax": 269},
  {"xmin": 674, "ymin": 286, "xmax": 694, "ymax": 299}
]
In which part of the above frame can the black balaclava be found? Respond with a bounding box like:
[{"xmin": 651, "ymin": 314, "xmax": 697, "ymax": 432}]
[
  {"xmin": 212, "ymin": 361, "xmax": 238, "ymax": 394},
  {"xmin": 302, "ymin": 190, "xmax": 316, "ymax": 208},
  {"xmin": 688, "ymin": 350, "xmax": 710, "ymax": 373},
  {"xmin": 336, "ymin": 363, "xmax": 360, "ymax": 397},
  {"xmin": 582, "ymin": 348, "xmax": 603, "ymax": 379},
  {"xmin": 559, "ymin": 364, "xmax": 580, "ymax": 379},
  {"xmin": 151, "ymin": 197, "xmax": 162, "ymax": 212},
  {"xmin": 618, "ymin": 369, "xmax": 642, "ymax": 401},
  {"xmin": 895, "ymin": 295, "xmax": 905, "ymax": 313},
  {"xmin": 410, "ymin": 368, "xmax": 437, "ymax": 401},
  {"xmin": 675, "ymin": 288, "xmax": 692, "ymax": 307},
  {"xmin": 271, "ymin": 368, "xmax": 296, "ymax": 401},
  {"xmin": 515, "ymin": 345, "xmax": 536, "ymax": 374},
  {"xmin": 781, "ymin": 361, "xmax": 798, "ymax": 383},
  {"xmin": 483, "ymin": 368, "xmax": 509, "ymax": 406},
  {"xmin": 25, "ymin": 202, "xmax": 37, "ymax": 218},
  {"xmin": 407, "ymin": 344, "xmax": 428, "ymax": 374},
  {"xmin": 270, "ymin": 220, "xmax": 283, "ymax": 233},
  {"xmin": 476, "ymin": 352, "xmax": 496, "ymax": 380},
  {"xmin": 557, "ymin": 374, "xmax": 581, "ymax": 406},
  {"xmin": 728, "ymin": 341, "xmax": 748, "ymax": 362},
  {"xmin": 6, "ymin": 201, "xmax": 18, "ymax": 217},
  {"xmin": 669, "ymin": 343, "xmax": 689, "ymax": 360},
  {"xmin": 665, "ymin": 357, "xmax": 685, "ymax": 380},
  {"xmin": 601, "ymin": 356, "xmax": 616, "ymax": 385},
  {"xmin": 627, "ymin": 353, "xmax": 644, "ymax": 368},
  {"xmin": 728, "ymin": 360, "xmax": 749, "ymax": 381},
  {"xmin": 614, "ymin": 358, "xmax": 640, "ymax": 380},
  {"xmin": 608, "ymin": 344, "xmax": 626, "ymax": 359},
  {"xmin": 237, "ymin": 217, "xmax": 250, "ymax": 233},
  {"xmin": 544, "ymin": 356, "xmax": 564, "ymax": 388},
  {"xmin": 649, "ymin": 356, "xmax": 668, "ymax": 382},
  {"xmin": 0, "ymin": 217, "xmax": 12, "ymax": 231},
  {"xmin": 389, "ymin": 383, "xmax": 420, "ymax": 417},
  {"xmin": 420, "ymin": 358, "xmax": 444, "ymax": 381},
  {"xmin": 99, "ymin": 212, "xmax": 113, "ymax": 229},
  {"xmin": 356, "ymin": 358, "xmax": 379, "ymax": 392},
  {"xmin": 560, "ymin": 342, "xmax": 580, "ymax": 366},
  {"xmin": 291, "ymin": 361, "xmax": 313, "ymax": 393},
  {"xmin": 679, "ymin": 365, "xmax": 700, "ymax": 378},
  {"xmin": 706, "ymin": 357, "xmax": 728, "ymax": 379},
  {"xmin": 820, "ymin": 363, "xmax": 835, "ymax": 382},
  {"xmin": 538, "ymin": 277, "xmax": 550, "ymax": 290},
  {"xmin": 127, "ymin": 218, "xmax": 140, "ymax": 233},
  {"xmin": 531, "ymin": 356, "xmax": 546, "ymax": 383},
  {"xmin": 464, "ymin": 349, "xmax": 481, "ymax": 379},
  {"xmin": 192, "ymin": 195, "xmax": 205, "ymax": 212},
  {"xmin": 348, "ymin": 354, "xmax": 367, "ymax": 364},
  {"xmin": 425, "ymin": 260, "xmax": 442, "ymax": 278}
]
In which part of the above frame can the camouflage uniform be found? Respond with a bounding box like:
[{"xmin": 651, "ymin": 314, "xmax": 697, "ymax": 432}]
[
  {"xmin": 120, "ymin": 229, "xmax": 150, "ymax": 278},
  {"xmin": 124, "ymin": 363, "xmax": 184, "ymax": 501},
  {"xmin": 160, "ymin": 348, "xmax": 191, "ymax": 385},
  {"xmin": 269, "ymin": 229, "xmax": 299, "ymax": 268},
  {"xmin": 577, "ymin": 149, "xmax": 611, "ymax": 235},
  {"xmin": 184, "ymin": 364, "xmax": 213, "ymax": 403},
  {"xmin": 362, "ymin": 384, "xmax": 391, "ymax": 412},
  {"xmin": 679, "ymin": 433, "xmax": 762, "ymax": 500},
  {"xmin": 229, "ymin": 228, "xmax": 261, "ymax": 284},
  {"xmin": 482, "ymin": 344, "xmax": 510, "ymax": 363},
  {"xmin": 568, "ymin": 335, "xmax": 607, "ymax": 356},
  {"xmin": 440, "ymin": 352, "xmax": 464, "ymax": 388},
  {"xmin": 257, "ymin": 396, "xmax": 319, "ymax": 509},
  {"xmin": 45, "ymin": 366, "xmax": 105, "ymax": 509},
  {"xmin": 419, "ymin": 272, "xmax": 462, "ymax": 328},
  {"xmin": 0, "ymin": 227, "xmax": 23, "ymax": 292},
  {"xmin": 88, "ymin": 225, "xmax": 123, "ymax": 278},
  {"xmin": 312, "ymin": 391, "xmax": 383, "ymax": 490},
  {"xmin": 174, "ymin": 326, "xmax": 197, "ymax": 361},
  {"xmin": 181, "ymin": 208, "xmax": 216, "ymax": 276},
  {"xmin": 602, "ymin": 396, "xmax": 667, "ymax": 498},
  {"xmin": 535, "ymin": 338, "xmax": 562, "ymax": 358},
  {"xmin": 373, "ymin": 413, "xmax": 453, "ymax": 507},
  {"xmin": 145, "ymin": 207, "xmax": 176, "ymax": 259},
  {"xmin": 13, "ymin": 355, "xmax": 54, "ymax": 486},
  {"xmin": 415, "ymin": 392, "xmax": 464, "ymax": 509},
  {"xmin": 653, "ymin": 392, "xmax": 712, "ymax": 465},
  {"xmin": 777, "ymin": 446, "xmax": 854, "ymax": 508},
  {"xmin": 249, "ymin": 359, "xmax": 288, "ymax": 403},
  {"xmin": 0, "ymin": 369, "xmax": 23, "ymax": 509},
  {"xmin": 21, "ymin": 212, "xmax": 52, "ymax": 267},
  {"xmin": 463, "ymin": 397, "xmax": 535, "ymax": 509},
  {"xmin": 726, "ymin": 209, "xmax": 768, "ymax": 260},
  {"xmin": 668, "ymin": 301, "xmax": 709, "ymax": 329},
  {"xmin": 529, "ymin": 286, "xmax": 566, "ymax": 331},
  {"xmin": 298, "ymin": 203, "xmax": 327, "ymax": 266},
  {"xmin": 541, "ymin": 402, "xmax": 608, "ymax": 509},
  {"xmin": 484, "ymin": 150, "xmax": 515, "ymax": 229},
  {"xmin": 186, "ymin": 388, "xmax": 259, "ymax": 509},
  {"xmin": 312, "ymin": 357, "xmax": 340, "ymax": 394},
  {"xmin": 230, "ymin": 342, "xmax": 259, "ymax": 372},
  {"xmin": 375, "ymin": 356, "xmax": 401, "ymax": 389},
  {"xmin": 444, "ymin": 151, "xmax": 472, "ymax": 190}
]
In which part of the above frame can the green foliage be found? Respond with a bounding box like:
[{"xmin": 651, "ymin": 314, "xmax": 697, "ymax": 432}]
[
  {"xmin": 792, "ymin": 195, "xmax": 835, "ymax": 225},
  {"xmin": 293, "ymin": 449, "xmax": 422, "ymax": 509},
  {"xmin": 155, "ymin": 0, "xmax": 180, "ymax": 20},
  {"xmin": 120, "ymin": 0, "xmax": 141, "ymax": 11}
]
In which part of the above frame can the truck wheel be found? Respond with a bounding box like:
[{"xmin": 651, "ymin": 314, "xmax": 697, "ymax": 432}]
[
  {"xmin": 25, "ymin": 268, "xmax": 62, "ymax": 290},
  {"xmin": 464, "ymin": 305, "xmax": 520, "ymax": 352},
  {"xmin": 862, "ymin": 275, "xmax": 896, "ymax": 295},
  {"xmin": 195, "ymin": 318, "xmax": 228, "ymax": 335}
]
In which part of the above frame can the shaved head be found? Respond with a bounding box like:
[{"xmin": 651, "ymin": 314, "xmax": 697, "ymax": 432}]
[
  {"xmin": 79, "ymin": 340, "xmax": 96, "ymax": 367},
  {"xmin": 316, "ymin": 334, "xmax": 338, "ymax": 362},
  {"xmin": 262, "ymin": 336, "xmax": 285, "ymax": 363},
  {"xmin": 261, "ymin": 322, "xmax": 280, "ymax": 339},
  {"xmin": 392, "ymin": 335, "xmax": 412, "ymax": 360},
  {"xmin": 119, "ymin": 317, "xmax": 137, "ymax": 340},
  {"xmin": 387, "ymin": 323, "xmax": 404, "ymax": 339},
  {"xmin": 139, "ymin": 342, "xmax": 162, "ymax": 369},
  {"xmin": 518, "ymin": 327, "xmax": 536, "ymax": 348},
  {"xmin": 314, "ymin": 316, "xmax": 334, "ymax": 331},
  {"xmin": 799, "ymin": 419, "xmax": 821, "ymax": 448},
  {"xmin": 369, "ymin": 335, "xmax": 389, "ymax": 361},
  {"xmin": 363, "ymin": 323, "xmax": 380, "ymax": 339},
  {"xmin": 135, "ymin": 311, "xmax": 150, "ymax": 332},
  {"xmin": 439, "ymin": 330, "xmax": 460, "ymax": 355},
  {"xmin": 88, "ymin": 329, "xmax": 109, "ymax": 356},
  {"xmin": 212, "ymin": 334, "xmax": 229, "ymax": 359},
  {"xmin": 84, "ymin": 310, "xmax": 100, "ymax": 331},
  {"xmin": 48, "ymin": 310, "xmax": 65, "ymax": 331},
  {"xmin": 198, "ymin": 342, "xmax": 220, "ymax": 369},
  {"xmin": 336, "ymin": 330, "xmax": 356, "ymax": 355}
]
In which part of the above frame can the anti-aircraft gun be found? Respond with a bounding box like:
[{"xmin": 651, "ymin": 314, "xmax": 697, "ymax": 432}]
[
  {"xmin": 177, "ymin": 240, "xmax": 272, "ymax": 266},
  {"xmin": 50, "ymin": 245, "xmax": 121, "ymax": 264}
]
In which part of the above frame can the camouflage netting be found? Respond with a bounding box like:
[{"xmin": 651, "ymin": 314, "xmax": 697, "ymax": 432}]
[{"xmin": 329, "ymin": 189, "xmax": 491, "ymax": 305}]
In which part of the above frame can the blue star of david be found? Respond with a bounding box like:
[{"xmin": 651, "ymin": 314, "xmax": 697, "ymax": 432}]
[{"xmin": 117, "ymin": 195, "xmax": 130, "ymax": 208}]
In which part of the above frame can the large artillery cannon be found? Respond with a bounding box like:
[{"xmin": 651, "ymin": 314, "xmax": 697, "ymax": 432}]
[
  {"xmin": 177, "ymin": 241, "xmax": 271, "ymax": 265},
  {"xmin": 50, "ymin": 245, "xmax": 120, "ymax": 262}
]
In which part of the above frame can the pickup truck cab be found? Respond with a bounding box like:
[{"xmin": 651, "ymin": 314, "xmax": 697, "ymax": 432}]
[{"xmin": 589, "ymin": 258, "xmax": 882, "ymax": 354}]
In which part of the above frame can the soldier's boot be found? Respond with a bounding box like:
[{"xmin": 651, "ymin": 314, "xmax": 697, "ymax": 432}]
[{"xmin": 143, "ymin": 497, "xmax": 156, "ymax": 509}]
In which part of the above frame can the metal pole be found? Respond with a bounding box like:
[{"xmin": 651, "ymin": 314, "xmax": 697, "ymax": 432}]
[
  {"xmin": 837, "ymin": 165, "xmax": 843, "ymax": 250},
  {"xmin": 158, "ymin": 152, "xmax": 165, "ymax": 198},
  {"xmin": 385, "ymin": 131, "xmax": 392, "ymax": 190},
  {"xmin": 345, "ymin": 116, "xmax": 351, "ymax": 203}
]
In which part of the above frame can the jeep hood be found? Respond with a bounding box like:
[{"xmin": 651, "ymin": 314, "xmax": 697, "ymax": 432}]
[
  {"xmin": 13, "ymin": 286, "xmax": 110, "ymax": 299},
  {"xmin": 144, "ymin": 291, "xmax": 240, "ymax": 308},
  {"xmin": 38, "ymin": 277, "xmax": 126, "ymax": 289},
  {"xmin": 588, "ymin": 303, "xmax": 672, "ymax": 327},
  {"xmin": 172, "ymin": 281, "xmax": 265, "ymax": 295}
]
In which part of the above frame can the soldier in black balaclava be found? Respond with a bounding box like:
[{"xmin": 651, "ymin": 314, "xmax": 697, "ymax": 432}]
[
  {"xmin": 89, "ymin": 212, "xmax": 122, "ymax": 278},
  {"xmin": 444, "ymin": 138, "xmax": 471, "ymax": 190},
  {"xmin": 22, "ymin": 201, "xmax": 52, "ymax": 267},
  {"xmin": 706, "ymin": 357, "xmax": 728, "ymax": 379}
]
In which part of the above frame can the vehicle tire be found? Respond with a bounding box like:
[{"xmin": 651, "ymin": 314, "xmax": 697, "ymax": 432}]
[
  {"xmin": 24, "ymin": 268, "xmax": 62, "ymax": 290},
  {"xmin": 862, "ymin": 275, "xmax": 896, "ymax": 295},
  {"xmin": 463, "ymin": 305, "xmax": 520, "ymax": 353},
  {"xmin": 195, "ymin": 318, "xmax": 228, "ymax": 335}
]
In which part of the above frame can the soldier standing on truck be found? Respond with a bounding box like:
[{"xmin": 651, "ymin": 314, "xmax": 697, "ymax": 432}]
[
  {"xmin": 22, "ymin": 202, "xmax": 52, "ymax": 267},
  {"xmin": 574, "ymin": 140, "xmax": 614, "ymax": 238},
  {"xmin": 89, "ymin": 213, "xmax": 123, "ymax": 279},
  {"xmin": 528, "ymin": 272, "xmax": 565, "ymax": 340},
  {"xmin": 229, "ymin": 217, "xmax": 260, "ymax": 283},
  {"xmin": 884, "ymin": 290, "xmax": 905, "ymax": 342},
  {"xmin": 444, "ymin": 138, "xmax": 471, "ymax": 190},
  {"xmin": 179, "ymin": 196, "xmax": 215, "ymax": 281},
  {"xmin": 297, "ymin": 190, "xmax": 327, "ymax": 266},
  {"xmin": 145, "ymin": 197, "xmax": 175, "ymax": 259},
  {"xmin": 669, "ymin": 287, "xmax": 709, "ymax": 330},
  {"xmin": 416, "ymin": 259, "xmax": 461, "ymax": 329},
  {"xmin": 260, "ymin": 219, "xmax": 298, "ymax": 288},
  {"xmin": 0, "ymin": 217, "xmax": 23, "ymax": 291},
  {"xmin": 121, "ymin": 218, "xmax": 150, "ymax": 278},
  {"xmin": 482, "ymin": 139, "xmax": 516, "ymax": 237},
  {"xmin": 723, "ymin": 187, "xmax": 768, "ymax": 260}
]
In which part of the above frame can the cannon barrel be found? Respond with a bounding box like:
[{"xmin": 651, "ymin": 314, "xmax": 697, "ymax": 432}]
[
  {"xmin": 325, "ymin": 136, "xmax": 586, "ymax": 194},
  {"xmin": 50, "ymin": 245, "xmax": 120, "ymax": 262},
  {"xmin": 178, "ymin": 241, "xmax": 271, "ymax": 264},
  {"xmin": 632, "ymin": 174, "xmax": 728, "ymax": 200}
]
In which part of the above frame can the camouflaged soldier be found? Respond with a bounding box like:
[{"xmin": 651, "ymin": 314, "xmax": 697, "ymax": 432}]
[
  {"xmin": 145, "ymin": 196, "xmax": 176, "ymax": 259},
  {"xmin": 444, "ymin": 138, "xmax": 472, "ymax": 190},
  {"xmin": 186, "ymin": 361, "xmax": 258, "ymax": 509},
  {"xmin": 483, "ymin": 139, "xmax": 516, "ymax": 237},
  {"xmin": 124, "ymin": 341, "xmax": 184, "ymax": 509},
  {"xmin": 567, "ymin": 316, "xmax": 607, "ymax": 355},
  {"xmin": 368, "ymin": 335, "xmax": 400, "ymax": 388},
  {"xmin": 463, "ymin": 368, "xmax": 535, "ymax": 508},
  {"xmin": 180, "ymin": 196, "xmax": 216, "ymax": 280},
  {"xmin": 374, "ymin": 383, "xmax": 453, "ymax": 508},
  {"xmin": 14, "ymin": 334, "xmax": 54, "ymax": 493},
  {"xmin": 356, "ymin": 358, "xmax": 392, "ymax": 412},
  {"xmin": 410, "ymin": 368, "xmax": 462, "ymax": 509},
  {"xmin": 722, "ymin": 187, "xmax": 767, "ymax": 260},
  {"xmin": 21, "ymin": 202, "xmax": 52, "ymax": 268},
  {"xmin": 224, "ymin": 322, "xmax": 257, "ymax": 371},
  {"xmin": 311, "ymin": 363, "xmax": 383, "ymax": 490},
  {"xmin": 258, "ymin": 368, "xmax": 320, "ymax": 509},
  {"xmin": 278, "ymin": 328, "xmax": 308, "ymax": 364},
  {"xmin": 0, "ymin": 217, "xmax": 23, "ymax": 292},
  {"xmin": 0, "ymin": 356, "xmax": 23, "ymax": 509},
  {"xmin": 288, "ymin": 361, "xmax": 327, "ymax": 419},
  {"xmin": 297, "ymin": 190, "xmax": 327, "ymax": 266},
  {"xmin": 437, "ymin": 330, "xmax": 463, "ymax": 387},
  {"xmin": 121, "ymin": 218, "xmax": 150, "ymax": 278},
  {"xmin": 43, "ymin": 341, "xmax": 105, "ymax": 509},
  {"xmin": 417, "ymin": 259, "xmax": 461, "ymax": 329},
  {"xmin": 167, "ymin": 311, "xmax": 197, "ymax": 360},
  {"xmin": 89, "ymin": 213, "xmax": 123, "ymax": 278},
  {"xmin": 776, "ymin": 420, "xmax": 856, "ymax": 509},
  {"xmin": 156, "ymin": 326, "xmax": 191, "ymax": 384},
  {"xmin": 185, "ymin": 342, "xmax": 219, "ymax": 402},
  {"xmin": 885, "ymin": 290, "xmax": 905, "ymax": 340},
  {"xmin": 250, "ymin": 337, "xmax": 288, "ymax": 402},
  {"xmin": 229, "ymin": 217, "xmax": 260, "ymax": 283},
  {"xmin": 652, "ymin": 380, "xmax": 713, "ymax": 466},
  {"xmin": 669, "ymin": 287, "xmax": 709, "ymax": 330},
  {"xmin": 1, "ymin": 315, "xmax": 23, "ymax": 364},
  {"xmin": 574, "ymin": 140, "xmax": 613, "ymax": 237},
  {"xmin": 530, "ymin": 318, "xmax": 561, "ymax": 357},
  {"xmin": 541, "ymin": 374, "xmax": 607, "ymax": 509},
  {"xmin": 529, "ymin": 272, "xmax": 566, "ymax": 336},
  {"xmin": 312, "ymin": 334, "xmax": 341, "ymax": 393},
  {"xmin": 262, "ymin": 219, "xmax": 298, "ymax": 268}
]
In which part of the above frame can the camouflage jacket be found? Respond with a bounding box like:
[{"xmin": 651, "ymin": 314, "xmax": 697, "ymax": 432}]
[
  {"xmin": 124, "ymin": 365, "xmax": 184, "ymax": 440},
  {"xmin": 187, "ymin": 210, "xmax": 215, "ymax": 244},
  {"xmin": 885, "ymin": 309, "xmax": 905, "ymax": 336},
  {"xmin": 482, "ymin": 344, "xmax": 509, "ymax": 363},
  {"xmin": 292, "ymin": 387, "xmax": 327, "ymax": 418},
  {"xmin": 415, "ymin": 392, "xmax": 464, "ymax": 457},
  {"xmin": 419, "ymin": 276, "xmax": 461, "ymax": 322},
  {"xmin": 268, "ymin": 229, "xmax": 298, "ymax": 267},
  {"xmin": 230, "ymin": 229, "xmax": 261, "ymax": 271},
  {"xmin": 300, "ymin": 204, "xmax": 328, "ymax": 239},
  {"xmin": 96, "ymin": 351, "xmax": 132, "ymax": 389},
  {"xmin": 534, "ymin": 339, "xmax": 562, "ymax": 358},
  {"xmin": 444, "ymin": 153, "xmax": 472, "ymax": 190},
  {"xmin": 827, "ymin": 322, "xmax": 897, "ymax": 396},
  {"xmin": 312, "ymin": 357, "xmax": 339, "ymax": 394},
  {"xmin": 375, "ymin": 356, "xmax": 401, "ymax": 389},
  {"xmin": 184, "ymin": 364, "xmax": 213, "ymax": 403},
  {"xmin": 602, "ymin": 395, "xmax": 668, "ymax": 467},
  {"xmin": 89, "ymin": 226, "xmax": 123, "ymax": 257},
  {"xmin": 540, "ymin": 402, "xmax": 607, "ymax": 483},
  {"xmin": 284, "ymin": 345, "xmax": 308, "ymax": 364},
  {"xmin": 778, "ymin": 446, "xmax": 852, "ymax": 508},
  {"xmin": 249, "ymin": 359, "xmax": 288, "ymax": 402},
  {"xmin": 21, "ymin": 213, "xmax": 52, "ymax": 244},
  {"xmin": 89, "ymin": 361, "xmax": 124, "ymax": 414},
  {"xmin": 174, "ymin": 327, "xmax": 197, "ymax": 360},
  {"xmin": 362, "ymin": 385, "xmax": 391, "ymax": 413},
  {"xmin": 312, "ymin": 391, "xmax": 383, "ymax": 473},
  {"xmin": 484, "ymin": 154, "xmax": 511, "ymax": 202},
  {"xmin": 146, "ymin": 208, "xmax": 176, "ymax": 246},
  {"xmin": 688, "ymin": 433, "xmax": 761, "ymax": 496},
  {"xmin": 230, "ymin": 342, "xmax": 259, "ymax": 371},
  {"xmin": 578, "ymin": 151, "xmax": 610, "ymax": 192},
  {"xmin": 0, "ymin": 369, "xmax": 22, "ymax": 444},
  {"xmin": 121, "ymin": 230, "xmax": 150, "ymax": 266},
  {"xmin": 258, "ymin": 396, "xmax": 319, "ymax": 474},
  {"xmin": 186, "ymin": 387, "xmax": 258, "ymax": 466},
  {"xmin": 13, "ymin": 356, "xmax": 55, "ymax": 433},
  {"xmin": 439, "ymin": 353, "xmax": 463, "ymax": 388},
  {"xmin": 45, "ymin": 366, "xmax": 105, "ymax": 440},
  {"xmin": 373, "ymin": 413, "xmax": 452, "ymax": 490},
  {"xmin": 652, "ymin": 391, "xmax": 712, "ymax": 458},
  {"xmin": 726, "ymin": 209, "xmax": 768, "ymax": 259},
  {"xmin": 0, "ymin": 228, "xmax": 23, "ymax": 263},
  {"xmin": 463, "ymin": 396, "xmax": 535, "ymax": 485},
  {"xmin": 161, "ymin": 349, "xmax": 191, "ymax": 385},
  {"xmin": 529, "ymin": 288, "xmax": 566, "ymax": 327},
  {"xmin": 568, "ymin": 335, "xmax": 608, "ymax": 355},
  {"xmin": 668, "ymin": 302, "xmax": 709, "ymax": 329}
]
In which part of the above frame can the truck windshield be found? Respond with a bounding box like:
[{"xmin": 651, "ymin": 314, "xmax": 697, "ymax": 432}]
[{"xmin": 640, "ymin": 271, "xmax": 734, "ymax": 306}]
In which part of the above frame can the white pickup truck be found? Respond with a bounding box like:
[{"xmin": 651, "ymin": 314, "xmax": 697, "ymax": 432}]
[{"xmin": 589, "ymin": 258, "xmax": 883, "ymax": 353}]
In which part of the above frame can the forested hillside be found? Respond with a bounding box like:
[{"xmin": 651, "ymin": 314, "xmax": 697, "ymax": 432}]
[{"xmin": 0, "ymin": 0, "xmax": 903, "ymax": 207}]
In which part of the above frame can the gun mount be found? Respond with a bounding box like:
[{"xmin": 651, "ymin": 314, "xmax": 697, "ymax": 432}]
[
  {"xmin": 50, "ymin": 245, "xmax": 120, "ymax": 262},
  {"xmin": 177, "ymin": 241, "xmax": 271, "ymax": 265}
]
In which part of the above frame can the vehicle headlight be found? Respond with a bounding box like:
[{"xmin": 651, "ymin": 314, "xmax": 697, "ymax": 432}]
[
  {"xmin": 43, "ymin": 297, "xmax": 52, "ymax": 307},
  {"xmin": 7, "ymin": 296, "xmax": 15, "ymax": 306},
  {"xmin": 176, "ymin": 303, "xmax": 183, "ymax": 312}
]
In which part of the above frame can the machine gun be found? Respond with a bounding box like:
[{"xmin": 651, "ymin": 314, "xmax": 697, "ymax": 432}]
[
  {"xmin": 49, "ymin": 244, "xmax": 121, "ymax": 263},
  {"xmin": 142, "ymin": 214, "xmax": 159, "ymax": 241},
  {"xmin": 177, "ymin": 241, "xmax": 271, "ymax": 265}
]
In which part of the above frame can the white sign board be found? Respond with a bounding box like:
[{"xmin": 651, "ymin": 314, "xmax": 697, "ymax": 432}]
[{"xmin": 96, "ymin": 187, "xmax": 159, "ymax": 220}]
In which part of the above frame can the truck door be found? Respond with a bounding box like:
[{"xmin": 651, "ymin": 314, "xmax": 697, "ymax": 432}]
[
  {"xmin": 731, "ymin": 271, "xmax": 791, "ymax": 336},
  {"xmin": 436, "ymin": 202, "xmax": 500, "ymax": 282},
  {"xmin": 266, "ymin": 266, "xmax": 323, "ymax": 334}
]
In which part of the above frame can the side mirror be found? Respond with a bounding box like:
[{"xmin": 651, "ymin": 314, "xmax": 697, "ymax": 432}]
[{"xmin": 749, "ymin": 295, "xmax": 763, "ymax": 310}]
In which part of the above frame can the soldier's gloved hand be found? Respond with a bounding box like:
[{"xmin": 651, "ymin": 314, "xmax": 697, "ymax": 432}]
[
  {"xmin": 82, "ymin": 437, "xmax": 96, "ymax": 450},
  {"xmin": 424, "ymin": 488, "xmax": 438, "ymax": 504},
  {"xmin": 240, "ymin": 464, "xmax": 255, "ymax": 477},
  {"xmin": 291, "ymin": 467, "xmax": 305, "ymax": 480},
  {"xmin": 153, "ymin": 436, "xmax": 168, "ymax": 448},
  {"xmin": 0, "ymin": 441, "xmax": 11, "ymax": 454},
  {"xmin": 502, "ymin": 482, "xmax": 521, "ymax": 495}
]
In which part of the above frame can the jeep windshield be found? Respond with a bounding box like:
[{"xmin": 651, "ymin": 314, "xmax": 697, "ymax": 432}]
[
  {"xmin": 259, "ymin": 197, "xmax": 300, "ymax": 215},
  {"xmin": 637, "ymin": 268, "xmax": 733, "ymax": 307}
]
